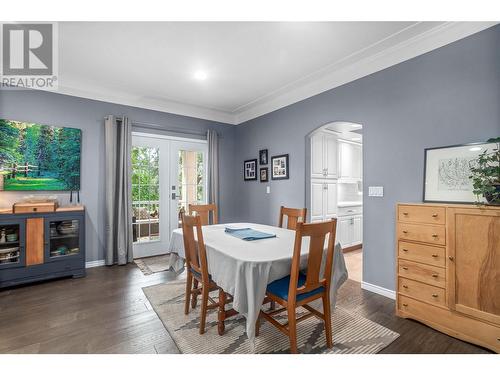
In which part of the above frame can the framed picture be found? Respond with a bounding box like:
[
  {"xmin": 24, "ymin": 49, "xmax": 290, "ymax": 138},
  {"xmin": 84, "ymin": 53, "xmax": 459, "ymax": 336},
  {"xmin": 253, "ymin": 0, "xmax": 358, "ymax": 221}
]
[
  {"xmin": 243, "ymin": 159, "xmax": 257, "ymax": 181},
  {"xmin": 259, "ymin": 149, "xmax": 268, "ymax": 165},
  {"xmin": 260, "ymin": 167, "xmax": 268, "ymax": 182},
  {"xmin": 423, "ymin": 141, "xmax": 497, "ymax": 203},
  {"xmin": 271, "ymin": 154, "xmax": 289, "ymax": 180}
]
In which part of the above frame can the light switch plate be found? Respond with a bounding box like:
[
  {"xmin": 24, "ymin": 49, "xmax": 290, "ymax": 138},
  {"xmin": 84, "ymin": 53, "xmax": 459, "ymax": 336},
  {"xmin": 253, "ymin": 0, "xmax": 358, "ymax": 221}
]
[{"xmin": 368, "ymin": 186, "xmax": 384, "ymax": 197}]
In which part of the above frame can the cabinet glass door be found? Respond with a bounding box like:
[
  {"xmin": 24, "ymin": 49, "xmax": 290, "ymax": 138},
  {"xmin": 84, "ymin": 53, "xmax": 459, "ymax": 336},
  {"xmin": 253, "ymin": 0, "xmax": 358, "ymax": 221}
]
[
  {"xmin": 0, "ymin": 221, "xmax": 24, "ymax": 268},
  {"xmin": 47, "ymin": 218, "xmax": 81, "ymax": 259}
]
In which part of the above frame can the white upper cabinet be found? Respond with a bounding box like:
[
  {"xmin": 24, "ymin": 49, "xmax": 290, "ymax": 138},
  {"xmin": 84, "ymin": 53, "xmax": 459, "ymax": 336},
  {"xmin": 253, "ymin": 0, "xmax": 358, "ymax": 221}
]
[
  {"xmin": 338, "ymin": 140, "xmax": 362, "ymax": 181},
  {"xmin": 310, "ymin": 131, "xmax": 338, "ymax": 179}
]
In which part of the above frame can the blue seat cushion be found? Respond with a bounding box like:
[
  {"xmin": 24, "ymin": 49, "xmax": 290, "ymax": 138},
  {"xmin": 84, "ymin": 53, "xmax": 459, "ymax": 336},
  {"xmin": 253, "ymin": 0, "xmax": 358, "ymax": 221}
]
[
  {"xmin": 266, "ymin": 273, "xmax": 324, "ymax": 302},
  {"xmin": 190, "ymin": 267, "xmax": 212, "ymax": 281}
]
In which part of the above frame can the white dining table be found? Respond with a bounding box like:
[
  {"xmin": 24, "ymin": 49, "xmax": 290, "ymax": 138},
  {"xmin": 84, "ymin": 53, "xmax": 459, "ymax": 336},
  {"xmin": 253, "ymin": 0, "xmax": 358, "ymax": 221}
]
[{"xmin": 166, "ymin": 222, "xmax": 348, "ymax": 345}]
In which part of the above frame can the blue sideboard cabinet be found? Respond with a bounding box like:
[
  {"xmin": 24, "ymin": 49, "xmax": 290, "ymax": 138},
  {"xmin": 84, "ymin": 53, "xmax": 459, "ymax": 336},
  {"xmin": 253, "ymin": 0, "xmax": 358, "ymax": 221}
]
[{"xmin": 0, "ymin": 206, "xmax": 85, "ymax": 288}]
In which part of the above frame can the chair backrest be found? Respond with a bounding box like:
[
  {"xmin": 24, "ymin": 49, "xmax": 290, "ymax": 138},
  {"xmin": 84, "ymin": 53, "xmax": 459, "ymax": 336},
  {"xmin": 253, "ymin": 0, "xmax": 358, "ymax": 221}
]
[
  {"xmin": 181, "ymin": 214, "xmax": 210, "ymax": 283},
  {"xmin": 279, "ymin": 206, "xmax": 307, "ymax": 230},
  {"xmin": 288, "ymin": 219, "xmax": 337, "ymax": 302},
  {"xmin": 189, "ymin": 203, "xmax": 218, "ymax": 225}
]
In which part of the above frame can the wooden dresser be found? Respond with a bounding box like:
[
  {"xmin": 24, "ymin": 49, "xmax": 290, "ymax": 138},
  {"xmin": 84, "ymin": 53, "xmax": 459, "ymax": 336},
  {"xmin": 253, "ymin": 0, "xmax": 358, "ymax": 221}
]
[{"xmin": 396, "ymin": 203, "xmax": 500, "ymax": 353}]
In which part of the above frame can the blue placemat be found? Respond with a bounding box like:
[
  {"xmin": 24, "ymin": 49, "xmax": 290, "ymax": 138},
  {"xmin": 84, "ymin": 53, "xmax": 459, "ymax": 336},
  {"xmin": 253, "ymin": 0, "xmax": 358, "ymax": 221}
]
[{"xmin": 224, "ymin": 227, "xmax": 276, "ymax": 241}]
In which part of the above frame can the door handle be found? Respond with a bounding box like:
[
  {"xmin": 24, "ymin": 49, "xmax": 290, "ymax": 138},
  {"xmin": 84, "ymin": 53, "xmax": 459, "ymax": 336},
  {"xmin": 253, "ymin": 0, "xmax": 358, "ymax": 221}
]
[{"xmin": 171, "ymin": 193, "xmax": 181, "ymax": 200}]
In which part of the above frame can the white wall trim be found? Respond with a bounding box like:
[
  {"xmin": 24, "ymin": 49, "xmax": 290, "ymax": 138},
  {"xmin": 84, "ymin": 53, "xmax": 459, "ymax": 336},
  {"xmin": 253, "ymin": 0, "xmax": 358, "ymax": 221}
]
[
  {"xmin": 361, "ymin": 281, "xmax": 396, "ymax": 300},
  {"xmin": 41, "ymin": 22, "xmax": 496, "ymax": 125},
  {"xmin": 85, "ymin": 259, "xmax": 106, "ymax": 268}
]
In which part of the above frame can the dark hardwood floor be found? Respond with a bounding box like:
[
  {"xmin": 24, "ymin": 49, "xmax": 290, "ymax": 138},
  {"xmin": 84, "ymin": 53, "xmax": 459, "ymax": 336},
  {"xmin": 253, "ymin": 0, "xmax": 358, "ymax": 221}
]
[{"xmin": 0, "ymin": 265, "xmax": 492, "ymax": 354}]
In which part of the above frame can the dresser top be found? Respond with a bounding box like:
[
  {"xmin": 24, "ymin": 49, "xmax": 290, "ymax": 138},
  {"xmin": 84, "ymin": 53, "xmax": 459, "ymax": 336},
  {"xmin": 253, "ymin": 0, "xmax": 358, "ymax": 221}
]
[
  {"xmin": 399, "ymin": 202, "xmax": 500, "ymax": 210},
  {"xmin": 0, "ymin": 205, "xmax": 85, "ymax": 214}
]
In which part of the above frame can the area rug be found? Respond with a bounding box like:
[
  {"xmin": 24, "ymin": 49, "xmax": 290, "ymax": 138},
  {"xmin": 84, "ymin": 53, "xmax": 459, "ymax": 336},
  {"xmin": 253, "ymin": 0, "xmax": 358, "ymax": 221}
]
[
  {"xmin": 142, "ymin": 281, "xmax": 399, "ymax": 354},
  {"xmin": 134, "ymin": 255, "xmax": 172, "ymax": 275}
]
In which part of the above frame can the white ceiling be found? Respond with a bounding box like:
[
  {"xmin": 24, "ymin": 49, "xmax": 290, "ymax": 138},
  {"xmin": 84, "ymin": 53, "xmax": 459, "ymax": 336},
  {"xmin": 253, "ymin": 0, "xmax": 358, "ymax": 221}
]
[{"xmin": 55, "ymin": 21, "xmax": 496, "ymax": 124}]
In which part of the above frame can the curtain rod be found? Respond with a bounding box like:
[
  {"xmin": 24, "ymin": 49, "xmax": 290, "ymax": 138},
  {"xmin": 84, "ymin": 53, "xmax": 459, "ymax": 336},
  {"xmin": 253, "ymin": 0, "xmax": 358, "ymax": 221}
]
[{"xmin": 131, "ymin": 120, "xmax": 210, "ymax": 138}]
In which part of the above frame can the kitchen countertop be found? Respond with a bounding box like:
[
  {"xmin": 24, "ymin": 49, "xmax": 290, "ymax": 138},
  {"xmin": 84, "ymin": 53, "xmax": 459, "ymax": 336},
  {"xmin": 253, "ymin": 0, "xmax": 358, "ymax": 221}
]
[{"xmin": 338, "ymin": 201, "xmax": 363, "ymax": 208}]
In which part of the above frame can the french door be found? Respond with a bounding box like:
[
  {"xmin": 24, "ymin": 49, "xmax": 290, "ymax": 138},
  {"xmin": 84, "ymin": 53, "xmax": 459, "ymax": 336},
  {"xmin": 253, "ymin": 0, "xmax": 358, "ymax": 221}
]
[{"xmin": 131, "ymin": 133, "xmax": 208, "ymax": 259}]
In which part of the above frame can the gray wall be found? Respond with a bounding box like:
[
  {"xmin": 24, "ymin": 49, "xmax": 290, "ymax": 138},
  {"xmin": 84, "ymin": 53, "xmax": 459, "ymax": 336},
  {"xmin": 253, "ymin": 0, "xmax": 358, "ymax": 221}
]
[
  {"xmin": 0, "ymin": 90, "xmax": 238, "ymax": 263},
  {"xmin": 233, "ymin": 25, "xmax": 500, "ymax": 291}
]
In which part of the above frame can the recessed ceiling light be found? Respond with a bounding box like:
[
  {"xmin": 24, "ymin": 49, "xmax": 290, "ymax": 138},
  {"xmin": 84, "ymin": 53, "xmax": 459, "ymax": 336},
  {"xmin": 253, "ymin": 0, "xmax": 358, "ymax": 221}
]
[
  {"xmin": 469, "ymin": 147, "xmax": 482, "ymax": 151},
  {"xmin": 193, "ymin": 70, "xmax": 208, "ymax": 81}
]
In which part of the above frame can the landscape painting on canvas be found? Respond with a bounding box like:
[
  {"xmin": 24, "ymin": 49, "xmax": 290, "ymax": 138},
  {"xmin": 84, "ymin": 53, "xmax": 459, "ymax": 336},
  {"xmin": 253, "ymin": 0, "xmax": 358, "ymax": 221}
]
[{"xmin": 0, "ymin": 119, "xmax": 81, "ymax": 191}]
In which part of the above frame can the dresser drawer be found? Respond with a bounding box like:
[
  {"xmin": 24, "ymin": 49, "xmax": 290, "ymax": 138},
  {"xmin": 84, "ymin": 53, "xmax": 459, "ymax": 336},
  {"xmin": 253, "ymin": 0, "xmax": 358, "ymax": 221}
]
[
  {"xmin": 398, "ymin": 295, "xmax": 500, "ymax": 353},
  {"xmin": 398, "ymin": 259, "xmax": 445, "ymax": 288},
  {"xmin": 398, "ymin": 205, "xmax": 446, "ymax": 225},
  {"xmin": 397, "ymin": 223, "xmax": 446, "ymax": 245},
  {"xmin": 398, "ymin": 241, "xmax": 445, "ymax": 267},
  {"xmin": 398, "ymin": 277, "xmax": 446, "ymax": 307}
]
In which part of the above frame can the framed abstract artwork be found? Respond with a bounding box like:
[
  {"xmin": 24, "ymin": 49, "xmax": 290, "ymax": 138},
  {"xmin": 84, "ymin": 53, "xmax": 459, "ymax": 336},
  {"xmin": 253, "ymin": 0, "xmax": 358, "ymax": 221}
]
[
  {"xmin": 423, "ymin": 142, "xmax": 497, "ymax": 203},
  {"xmin": 271, "ymin": 154, "xmax": 289, "ymax": 180},
  {"xmin": 244, "ymin": 159, "xmax": 257, "ymax": 181}
]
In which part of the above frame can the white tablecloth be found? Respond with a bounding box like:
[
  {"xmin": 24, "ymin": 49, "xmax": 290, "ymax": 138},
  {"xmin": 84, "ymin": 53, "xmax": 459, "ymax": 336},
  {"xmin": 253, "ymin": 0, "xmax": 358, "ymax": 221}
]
[{"xmin": 167, "ymin": 223, "xmax": 348, "ymax": 343}]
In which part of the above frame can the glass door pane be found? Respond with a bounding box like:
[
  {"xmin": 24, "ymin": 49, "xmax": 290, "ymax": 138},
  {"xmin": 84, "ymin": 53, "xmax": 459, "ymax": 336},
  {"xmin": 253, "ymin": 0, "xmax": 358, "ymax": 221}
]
[
  {"xmin": 132, "ymin": 146, "xmax": 160, "ymax": 243},
  {"xmin": 48, "ymin": 219, "xmax": 80, "ymax": 258},
  {"xmin": 0, "ymin": 223, "xmax": 22, "ymax": 267}
]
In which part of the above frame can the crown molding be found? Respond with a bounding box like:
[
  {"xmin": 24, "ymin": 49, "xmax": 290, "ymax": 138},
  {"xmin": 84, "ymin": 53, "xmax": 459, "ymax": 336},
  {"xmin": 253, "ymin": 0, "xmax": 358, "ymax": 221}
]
[
  {"xmin": 49, "ymin": 83, "xmax": 238, "ymax": 124},
  {"xmin": 42, "ymin": 22, "xmax": 496, "ymax": 126},
  {"xmin": 234, "ymin": 21, "xmax": 497, "ymax": 124}
]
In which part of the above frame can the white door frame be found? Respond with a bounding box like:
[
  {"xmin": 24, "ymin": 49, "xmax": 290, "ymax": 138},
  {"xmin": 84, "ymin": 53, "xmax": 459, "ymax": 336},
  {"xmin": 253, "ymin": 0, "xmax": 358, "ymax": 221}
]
[{"xmin": 131, "ymin": 132, "xmax": 207, "ymax": 259}]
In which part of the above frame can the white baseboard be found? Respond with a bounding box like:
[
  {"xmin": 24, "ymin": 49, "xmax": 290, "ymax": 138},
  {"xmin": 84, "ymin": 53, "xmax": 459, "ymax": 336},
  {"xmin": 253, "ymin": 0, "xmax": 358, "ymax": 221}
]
[
  {"xmin": 85, "ymin": 259, "xmax": 106, "ymax": 268},
  {"xmin": 361, "ymin": 281, "xmax": 396, "ymax": 300}
]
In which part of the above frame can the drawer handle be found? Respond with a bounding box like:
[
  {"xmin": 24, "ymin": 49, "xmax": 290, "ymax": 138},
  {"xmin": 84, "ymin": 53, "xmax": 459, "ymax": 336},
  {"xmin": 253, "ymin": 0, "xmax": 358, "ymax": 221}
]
[
  {"xmin": 402, "ymin": 303, "xmax": 408, "ymax": 307},
  {"xmin": 448, "ymin": 256, "xmax": 454, "ymax": 261},
  {"xmin": 432, "ymin": 234, "xmax": 438, "ymax": 238},
  {"xmin": 432, "ymin": 213, "xmax": 438, "ymax": 218},
  {"xmin": 402, "ymin": 266, "xmax": 408, "ymax": 270},
  {"xmin": 402, "ymin": 285, "xmax": 408, "ymax": 289},
  {"xmin": 432, "ymin": 294, "xmax": 438, "ymax": 298},
  {"xmin": 402, "ymin": 212, "xmax": 408, "ymax": 216},
  {"xmin": 432, "ymin": 274, "xmax": 438, "ymax": 278},
  {"xmin": 402, "ymin": 249, "xmax": 409, "ymax": 252},
  {"xmin": 431, "ymin": 254, "xmax": 438, "ymax": 258},
  {"xmin": 402, "ymin": 230, "xmax": 408, "ymax": 234}
]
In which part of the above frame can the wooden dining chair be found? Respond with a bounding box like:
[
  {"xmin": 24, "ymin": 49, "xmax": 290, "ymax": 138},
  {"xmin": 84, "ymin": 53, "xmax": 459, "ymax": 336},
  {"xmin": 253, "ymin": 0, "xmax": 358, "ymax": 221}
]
[
  {"xmin": 181, "ymin": 214, "xmax": 235, "ymax": 335},
  {"xmin": 188, "ymin": 203, "xmax": 218, "ymax": 225},
  {"xmin": 257, "ymin": 219, "xmax": 337, "ymax": 353},
  {"xmin": 278, "ymin": 206, "xmax": 307, "ymax": 230}
]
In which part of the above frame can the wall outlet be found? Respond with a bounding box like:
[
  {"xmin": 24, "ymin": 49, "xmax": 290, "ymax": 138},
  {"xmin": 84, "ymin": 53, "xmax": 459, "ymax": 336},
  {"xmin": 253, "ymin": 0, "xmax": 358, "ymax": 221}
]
[
  {"xmin": 266, "ymin": 186, "xmax": 270, "ymax": 194},
  {"xmin": 368, "ymin": 186, "xmax": 384, "ymax": 197}
]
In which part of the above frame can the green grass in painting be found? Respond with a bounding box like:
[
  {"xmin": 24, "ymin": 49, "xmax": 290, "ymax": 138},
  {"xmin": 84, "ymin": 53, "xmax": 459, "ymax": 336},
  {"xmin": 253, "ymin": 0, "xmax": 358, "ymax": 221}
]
[{"xmin": 4, "ymin": 177, "xmax": 67, "ymax": 191}]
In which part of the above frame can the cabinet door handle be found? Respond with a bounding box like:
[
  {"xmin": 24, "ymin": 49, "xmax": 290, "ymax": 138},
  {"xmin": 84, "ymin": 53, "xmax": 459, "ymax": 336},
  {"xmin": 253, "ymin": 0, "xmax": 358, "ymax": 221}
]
[
  {"xmin": 432, "ymin": 274, "xmax": 438, "ymax": 278},
  {"xmin": 402, "ymin": 266, "xmax": 408, "ymax": 270},
  {"xmin": 431, "ymin": 254, "xmax": 438, "ymax": 258},
  {"xmin": 448, "ymin": 256, "xmax": 454, "ymax": 261},
  {"xmin": 432, "ymin": 294, "xmax": 438, "ymax": 298}
]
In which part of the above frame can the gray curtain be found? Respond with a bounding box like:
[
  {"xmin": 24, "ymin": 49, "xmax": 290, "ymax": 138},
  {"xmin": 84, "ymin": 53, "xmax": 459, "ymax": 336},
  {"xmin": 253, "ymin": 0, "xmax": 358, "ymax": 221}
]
[
  {"xmin": 207, "ymin": 129, "xmax": 219, "ymax": 209},
  {"xmin": 104, "ymin": 115, "xmax": 133, "ymax": 265}
]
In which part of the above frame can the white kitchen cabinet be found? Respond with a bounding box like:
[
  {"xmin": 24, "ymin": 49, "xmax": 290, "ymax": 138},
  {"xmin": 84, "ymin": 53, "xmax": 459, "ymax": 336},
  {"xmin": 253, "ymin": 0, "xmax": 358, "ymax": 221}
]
[
  {"xmin": 337, "ymin": 212, "xmax": 363, "ymax": 249},
  {"xmin": 310, "ymin": 179, "xmax": 337, "ymax": 222},
  {"xmin": 310, "ymin": 131, "xmax": 337, "ymax": 179},
  {"xmin": 338, "ymin": 140, "xmax": 362, "ymax": 181}
]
